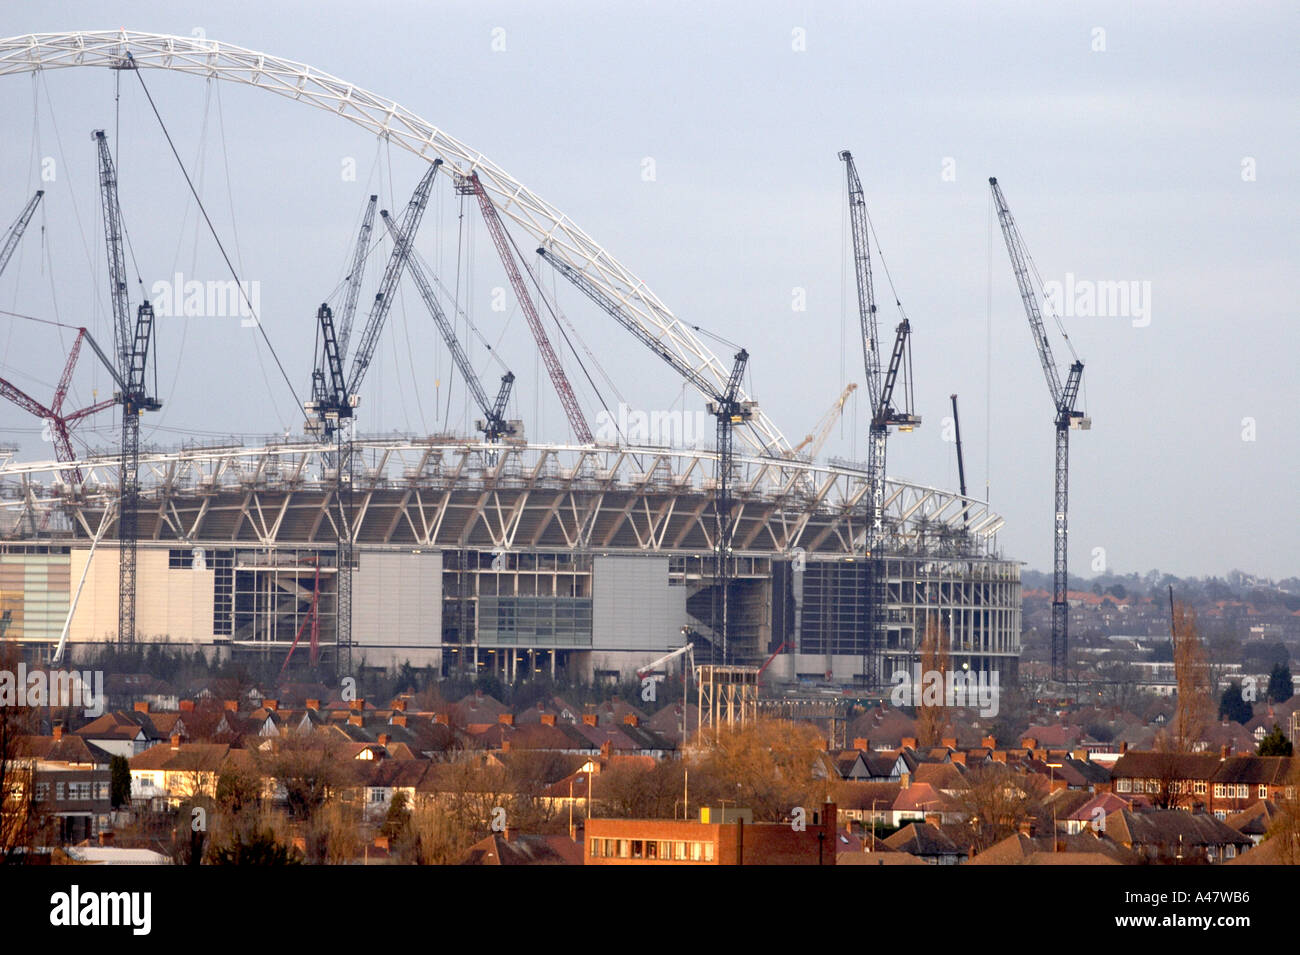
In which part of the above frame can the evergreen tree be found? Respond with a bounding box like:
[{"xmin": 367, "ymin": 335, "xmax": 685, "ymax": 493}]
[
  {"xmin": 1267, "ymin": 663, "xmax": 1294, "ymax": 704},
  {"xmin": 1257, "ymin": 724, "xmax": 1294, "ymax": 757},
  {"xmin": 1218, "ymin": 683, "xmax": 1252, "ymax": 724},
  {"xmin": 109, "ymin": 755, "xmax": 132, "ymax": 809}
]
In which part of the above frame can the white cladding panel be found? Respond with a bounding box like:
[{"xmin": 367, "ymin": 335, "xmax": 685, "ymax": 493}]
[
  {"xmin": 69, "ymin": 548, "xmax": 214, "ymax": 644},
  {"xmin": 352, "ymin": 551, "xmax": 442, "ymax": 649},
  {"xmin": 591, "ymin": 556, "xmax": 689, "ymax": 653}
]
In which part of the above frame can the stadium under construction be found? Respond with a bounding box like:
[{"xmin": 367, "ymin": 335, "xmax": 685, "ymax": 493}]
[{"xmin": 0, "ymin": 31, "xmax": 1021, "ymax": 691}]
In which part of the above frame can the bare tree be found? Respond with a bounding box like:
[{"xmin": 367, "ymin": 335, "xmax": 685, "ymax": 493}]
[
  {"xmin": 952, "ymin": 763, "xmax": 1044, "ymax": 854},
  {"xmin": 1169, "ymin": 599, "xmax": 1212, "ymax": 753},
  {"xmin": 916, "ymin": 615, "xmax": 950, "ymax": 748}
]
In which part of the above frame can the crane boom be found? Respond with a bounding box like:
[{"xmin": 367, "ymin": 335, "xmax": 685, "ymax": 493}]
[
  {"xmin": 989, "ymin": 176, "xmax": 1089, "ymax": 682},
  {"xmin": 346, "ymin": 160, "xmax": 440, "ymax": 398},
  {"xmin": 989, "ymin": 177, "xmax": 1065, "ymax": 407},
  {"xmin": 93, "ymin": 131, "xmax": 133, "ymax": 371},
  {"xmin": 336, "ymin": 194, "xmax": 378, "ymax": 360},
  {"xmin": 381, "ymin": 211, "xmax": 517, "ymax": 440},
  {"xmin": 463, "ymin": 172, "xmax": 592, "ymax": 443},
  {"xmin": 538, "ymin": 248, "xmax": 718, "ymax": 400},
  {"xmin": 949, "ymin": 394, "xmax": 968, "ymax": 500},
  {"xmin": 788, "ymin": 383, "xmax": 857, "ymax": 459},
  {"xmin": 841, "ymin": 150, "xmax": 920, "ymax": 689},
  {"xmin": 0, "ymin": 190, "xmax": 43, "ymax": 278},
  {"xmin": 636, "ymin": 642, "xmax": 694, "ymax": 679}
]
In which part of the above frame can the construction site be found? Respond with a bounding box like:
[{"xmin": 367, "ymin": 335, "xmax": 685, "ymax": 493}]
[{"xmin": 0, "ymin": 30, "xmax": 1083, "ymax": 694}]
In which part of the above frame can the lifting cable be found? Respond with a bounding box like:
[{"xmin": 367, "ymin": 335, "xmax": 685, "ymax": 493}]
[{"xmin": 129, "ymin": 59, "xmax": 302, "ymax": 422}]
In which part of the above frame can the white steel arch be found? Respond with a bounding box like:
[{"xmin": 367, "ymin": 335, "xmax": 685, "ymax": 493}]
[{"xmin": 0, "ymin": 29, "xmax": 791, "ymax": 456}]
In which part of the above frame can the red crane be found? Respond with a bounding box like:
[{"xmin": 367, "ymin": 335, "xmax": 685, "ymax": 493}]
[
  {"xmin": 461, "ymin": 171, "xmax": 593, "ymax": 443},
  {"xmin": 0, "ymin": 327, "xmax": 117, "ymax": 485}
]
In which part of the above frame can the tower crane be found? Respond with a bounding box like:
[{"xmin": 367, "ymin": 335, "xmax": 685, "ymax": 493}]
[
  {"xmin": 949, "ymin": 394, "xmax": 969, "ymax": 530},
  {"xmin": 380, "ymin": 210, "xmax": 517, "ymax": 441},
  {"xmin": 307, "ymin": 193, "xmax": 377, "ymax": 440},
  {"xmin": 459, "ymin": 171, "xmax": 593, "ymax": 444},
  {"xmin": 537, "ymin": 248, "xmax": 755, "ymax": 664},
  {"xmin": 840, "ymin": 150, "xmax": 920, "ymax": 686},
  {"xmin": 989, "ymin": 177, "xmax": 1090, "ymax": 683},
  {"xmin": 786, "ymin": 383, "xmax": 857, "ymax": 460},
  {"xmin": 0, "ymin": 190, "xmax": 43, "ymax": 278},
  {"xmin": 95, "ymin": 129, "xmax": 161, "ymax": 650},
  {"xmin": 304, "ymin": 163, "xmax": 438, "ymax": 673}
]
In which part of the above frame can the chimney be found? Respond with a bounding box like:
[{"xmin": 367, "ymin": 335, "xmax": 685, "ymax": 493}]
[
  {"xmin": 924, "ymin": 811, "xmax": 943, "ymax": 827},
  {"xmin": 391, "ymin": 714, "xmax": 408, "ymax": 728},
  {"xmin": 991, "ymin": 750, "xmax": 1008, "ymax": 764},
  {"xmin": 950, "ymin": 752, "xmax": 967, "ymax": 766},
  {"xmin": 435, "ymin": 713, "xmax": 450, "ymax": 726},
  {"xmin": 623, "ymin": 714, "xmax": 639, "ymax": 727},
  {"xmin": 263, "ymin": 699, "xmax": 278, "ymax": 712},
  {"xmin": 1018, "ymin": 820, "xmax": 1036, "ymax": 837},
  {"xmin": 53, "ymin": 724, "xmax": 64, "ymax": 742},
  {"xmin": 1220, "ymin": 744, "xmax": 1230, "ymax": 759},
  {"xmin": 378, "ymin": 733, "xmax": 391, "ymax": 747},
  {"xmin": 373, "ymin": 835, "xmax": 389, "ymax": 851},
  {"xmin": 98, "ymin": 830, "xmax": 114, "ymax": 846},
  {"xmin": 179, "ymin": 700, "xmax": 195, "ymax": 713},
  {"xmin": 600, "ymin": 741, "xmax": 611, "ymax": 758},
  {"xmin": 392, "ymin": 699, "xmax": 407, "ymax": 713},
  {"xmin": 223, "ymin": 700, "xmax": 238, "ymax": 712},
  {"xmin": 1020, "ymin": 737, "xmax": 1038, "ymax": 751},
  {"xmin": 498, "ymin": 713, "xmax": 514, "ymax": 726},
  {"xmin": 852, "ymin": 737, "xmax": 870, "ymax": 752},
  {"xmin": 501, "ymin": 740, "xmax": 512, "ymax": 754},
  {"xmin": 941, "ymin": 737, "xmax": 957, "ymax": 751},
  {"xmin": 170, "ymin": 732, "xmax": 182, "ymax": 749},
  {"xmin": 541, "ymin": 714, "xmax": 556, "ymax": 726},
  {"xmin": 900, "ymin": 772, "xmax": 911, "ymax": 789},
  {"xmin": 901, "ymin": 737, "xmax": 918, "ymax": 751},
  {"xmin": 348, "ymin": 713, "xmax": 363, "ymax": 727},
  {"xmin": 349, "ymin": 698, "xmax": 366, "ymax": 712},
  {"xmin": 1119, "ymin": 741, "xmax": 1128, "ymax": 754},
  {"xmin": 134, "ymin": 701, "xmax": 149, "ymax": 714},
  {"xmin": 306, "ymin": 699, "xmax": 320, "ymax": 712},
  {"xmin": 980, "ymin": 735, "xmax": 997, "ymax": 750},
  {"xmin": 1072, "ymin": 748, "xmax": 1089, "ymax": 762},
  {"xmin": 582, "ymin": 714, "xmax": 598, "ymax": 726}
]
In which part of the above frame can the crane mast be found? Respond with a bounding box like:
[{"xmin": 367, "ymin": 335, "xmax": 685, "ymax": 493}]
[
  {"xmin": 989, "ymin": 177, "xmax": 1089, "ymax": 682},
  {"xmin": 461, "ymin": 172, "xmax": 593, "ymax": 444},
  {"xmin": 840, "ymin": 150, "xmax": 920, "ymax": 687},
  {"xmin": 0, "ymin": 190, "xmax": 43, "ymax": 278},
  {"xmin": 381, "ymin": 211, "xmax": 517, "ymax": 441},
  {"xmin": 539, "ymin": 248, "xmax": 755, "ymax": 664},
  {"xmin": 336, "ymin": 194, "xmax": 377, "ymax": 361},
  {"xmin": 95, "ymin": 130, "xmax": 161, "ymax": 649}
]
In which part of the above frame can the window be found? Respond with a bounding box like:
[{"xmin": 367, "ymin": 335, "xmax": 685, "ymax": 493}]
[
  {"xmin": 1213, "ymin": 784, "xmax": 1225, "ymax": 798},
  {"xmin": 67, "ymin": 782, "xmax": 92, "ymax": 801},
  {"xmin": 590, "ymin": 838, "xmax": 601, "ymax": 858},
  {"xmin": 703, "ymin": 842, "xmax": 714, "ymax": 862},
  {"xmin": 645, "ymin": 841, "xmax": 658, "ymax": 860},
  {"xmin": 618, "ymin": 840, "xmax": 630, "ymax": 859},
  {"xmin": 690, "ymin": 842, "xmax": 702, "ymax": 861},
  {"xmin": 1194, "ymin": 781, "xmax": 1206, "ymax": 795},
  {"xmin": 34, "ymin": 783, "xmax": 49, "ymax": 802},
  {"xmin": 659, "ymin": 841, "xmax": 671, "ymax": 860},
  {"xmin": 675, "ymin": 841, "xmax": 687, "ymax": 860},
  {"xmin": 1259, "ymin": 785, "xmax": 1268, "ymax": 799},
  {"xmin": 631, "ymin": 839, "xmax": 644, "ymax": 859},
  {"xmin": 1116, "ymin": 778, "xmax": 1131, "ymax": 793},
  {"xmin": 54, "ymin": 782, "xmax": 65, "ymax": 801}
]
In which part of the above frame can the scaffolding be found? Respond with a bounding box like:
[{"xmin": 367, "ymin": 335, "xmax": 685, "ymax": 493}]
[{"xmin": 696, "ymin": 664, "xmax": 759, "ymax": 732}]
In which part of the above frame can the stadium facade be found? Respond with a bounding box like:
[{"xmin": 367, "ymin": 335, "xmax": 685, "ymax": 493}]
[{"xmin": 0, "ymin": 437, "xmax": 1020, "ymax": 689}]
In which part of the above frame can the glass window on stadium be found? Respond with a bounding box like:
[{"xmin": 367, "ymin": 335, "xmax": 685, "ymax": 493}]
[{"xmin": 799, "ymin": 560, "xmax": 871, "ymax": 656}]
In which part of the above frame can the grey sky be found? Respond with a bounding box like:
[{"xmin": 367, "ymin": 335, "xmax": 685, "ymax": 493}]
[{"xmin": 0, "ymin": 2, "xmax": 1295, "ymax": 581}]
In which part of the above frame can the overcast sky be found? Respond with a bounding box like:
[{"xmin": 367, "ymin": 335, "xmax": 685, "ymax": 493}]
[{"xmin": 0, "ymin": 2, "xmax": 1295, "ymax": 581}]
